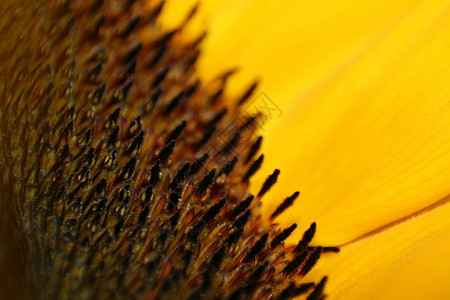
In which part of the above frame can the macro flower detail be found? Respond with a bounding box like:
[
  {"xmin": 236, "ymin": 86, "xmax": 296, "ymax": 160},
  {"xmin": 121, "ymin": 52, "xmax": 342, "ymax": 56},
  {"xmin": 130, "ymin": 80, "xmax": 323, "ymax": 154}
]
[
  {"xmin": 0, "ymin": 1, "xmax": 335, "ymax": 299},
  {"xmin": 4, "ymin": 0, "xmax": 450, "ymax": 298}
]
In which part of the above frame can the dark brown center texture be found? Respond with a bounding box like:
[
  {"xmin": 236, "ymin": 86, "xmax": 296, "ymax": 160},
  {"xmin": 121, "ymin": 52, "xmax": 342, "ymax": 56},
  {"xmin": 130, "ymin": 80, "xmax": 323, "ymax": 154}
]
[{"xmin": 0, "ymin": 1, "xmax": 333, "ymax": 299}]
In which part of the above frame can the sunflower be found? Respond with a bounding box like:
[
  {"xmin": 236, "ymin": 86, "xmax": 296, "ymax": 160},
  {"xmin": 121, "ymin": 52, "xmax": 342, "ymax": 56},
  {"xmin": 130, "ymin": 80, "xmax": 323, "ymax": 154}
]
[{"xmin": 1, "ymin": 0, "xmax": 449, "ymax": 299}]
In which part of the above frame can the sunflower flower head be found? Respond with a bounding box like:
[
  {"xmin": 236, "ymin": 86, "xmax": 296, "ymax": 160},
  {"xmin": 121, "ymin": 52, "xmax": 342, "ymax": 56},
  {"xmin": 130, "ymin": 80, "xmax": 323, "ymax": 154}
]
[{"xmin": 0, "ymin": 0, "xmax": 333, "ymax": 299}]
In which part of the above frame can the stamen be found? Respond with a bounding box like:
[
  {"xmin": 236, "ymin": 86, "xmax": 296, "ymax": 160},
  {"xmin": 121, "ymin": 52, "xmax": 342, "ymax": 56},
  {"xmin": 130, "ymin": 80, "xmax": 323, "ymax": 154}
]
[
  {"xmin": 271, "ymin": 191, "xmax": 300, "ymax": 219},
  {"xmin": 294, "ymin": 222, "xmax": 317, "ymax": 254},
  {"xmin": 258, "ymin": 169, "xmax": 280, "ymax": 197}
]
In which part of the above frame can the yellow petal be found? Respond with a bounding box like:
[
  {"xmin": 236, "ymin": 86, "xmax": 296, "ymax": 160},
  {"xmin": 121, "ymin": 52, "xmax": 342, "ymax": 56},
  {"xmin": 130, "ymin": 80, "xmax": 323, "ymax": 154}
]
[
  {"xmin": 304, "ymin": 197, "xmax": 450, "ymax": 299},
  {"xmin": 193, "ymin": 0, "xmax": 425, "ymax": 104},
  {"xmin": 253, "ymin": 0, "xmax": 450, "ymax": 245},
  {"xmin": 162, "ymin": 0, "xmax": 450, "ymax": 245},
  {"xmin": 162, "ymin": 0, "xmax": 426, "ymax": 103}
]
